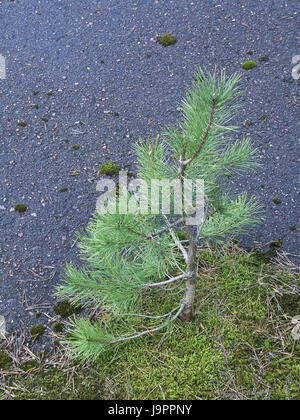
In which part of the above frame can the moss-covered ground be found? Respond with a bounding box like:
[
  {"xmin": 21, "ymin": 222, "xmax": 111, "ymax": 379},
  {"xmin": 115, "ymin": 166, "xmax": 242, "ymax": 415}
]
[{"xmin": 0, "ymin": 247, "xmax": 299, "ymax": 400}]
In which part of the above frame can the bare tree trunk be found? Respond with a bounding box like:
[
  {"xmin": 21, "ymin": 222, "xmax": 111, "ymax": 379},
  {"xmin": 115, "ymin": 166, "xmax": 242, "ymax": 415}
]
[{"xmin": 179, "ymin": 225, "xmax": 197, "ymax": 322}]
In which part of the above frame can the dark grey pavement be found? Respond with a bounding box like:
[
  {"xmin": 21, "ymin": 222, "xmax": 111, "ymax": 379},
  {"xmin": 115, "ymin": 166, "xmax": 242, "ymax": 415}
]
[{"xmin": 0, "ymin": 0, "xmax": 299, "ymax": 342}]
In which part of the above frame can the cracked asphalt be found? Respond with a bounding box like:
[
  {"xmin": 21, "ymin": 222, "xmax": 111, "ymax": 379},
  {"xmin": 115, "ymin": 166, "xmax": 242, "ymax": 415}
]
[{"xmin": 0, "ymin": 0, "xmax": 299, "ymax": 346}]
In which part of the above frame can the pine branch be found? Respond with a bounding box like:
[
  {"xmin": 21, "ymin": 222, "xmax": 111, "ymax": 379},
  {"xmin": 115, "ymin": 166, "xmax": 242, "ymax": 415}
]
[
  {"xmin": 183, "ymin": 97, "xmax": 216, "ymax": 166},
  {"xmin": 85, "ymin": 304, "xmax": 185, "ymax": 345}
]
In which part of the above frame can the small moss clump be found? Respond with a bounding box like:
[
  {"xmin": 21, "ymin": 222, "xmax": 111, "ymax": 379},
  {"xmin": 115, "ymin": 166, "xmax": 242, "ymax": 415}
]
[
  {"xmin": 0, "ymin": 350, "xmax": 12, "ymax": 370},
  {"xmin": 269, "ymin": 240, "xmax": 283, "ymax": 248},
  {"xmin": 242, "ymin": 61, "xmax": 257, "ymax": 70},
  {"xmin": 33, "ymin": 91, "xmax": 39, "ymax": 95},
  {"xmin": 272, "ymin": 198, "xmax": 282, "ymax": 205},
  {"xmin": 251, "ymin": 250, "xmax": 272, "ymax": 264},
  {"xmin": 113, "ymin": 112, "xmax": 119, "ymax": 117},
  {"xmin": 33, "ymin": 104, "xmax": 39, "ymax": 109},
  {"xmin": 41, "ymin": 117, "xmax": 48, "ymax": 123},
  {"xmin": 35, "ymin": 312, "xmax": 42, "ymax": 319},
  {"xmin": 53, "ymin": 323, "xmax": 65, "ymax": 333},
  {"xmin": 99, "ymin": 161, "xmax": 120, "ymax": 176},
  {"xmin": 290, "ymin": 225, "xmax": 296, "ymax": 231},
  {"xmin": 29, "ymin": 325, "xmax": 46, "ymax": 342},
  {"xmin": 58, "ymin": 187, "xmax": 68, "ymax": 193},
  {"xmin": 46, "ymin": 91, "xmax": 53, "ymax": 96},
  {"xmin": 14, "ymin": 204, "xmax": 27, "ymax": 213},
  {"xmin": 278, "ymin": 294, "xmax": 300, "ymax": 317},
  {"xmin": 259, "ymin": 55, "xmax": 269, "ymax": 62},
  {"xmin": 70, "ymin": 170, "xmax": 80, "ymax": 177},
  {"xmin": 247, "ymin": 50, "xmax": 254, "ymax": 55},
  {"xmin": 156, "ymin": 33, "xmax": 177, "ymax": 47},
  {"xmin": 261, "ymin": 114, "xmax": 268, "ymax": 120},
  {"xmin": 20, "ymin": 360, "xmax": 39, "ymax": 372},
  {"xmin": 72, "ymin": 144, "xmax": 80, "ymax": 150},
  {"xmin": 53, "ymin": 300, "xmax": 81, "ymax": 319},
  {"xmin": 17, "ymin": 121, "xmax": 27, "ymax": 127}
]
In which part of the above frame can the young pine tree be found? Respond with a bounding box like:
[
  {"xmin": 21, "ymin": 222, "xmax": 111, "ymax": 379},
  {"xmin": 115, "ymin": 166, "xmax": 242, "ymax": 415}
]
[{"xmin": 56, "ymin": 68, "xmax": 263, "ymax": 362}]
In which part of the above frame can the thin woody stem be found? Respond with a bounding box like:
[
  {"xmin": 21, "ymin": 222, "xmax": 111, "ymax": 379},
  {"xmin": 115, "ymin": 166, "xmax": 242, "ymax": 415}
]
[
  {"xmin": 143, "ymin": 272, "xmax": 189, "ymax": 288},
  {"xmin": 162, "ymin": 215, "xmax": 188, "ymax": 263},
  {"xmin": 177, "ymin": 98, "xmax": 216, "ymax": 322},
  {"xmin": 150, "ymin": 217, "xmax": 184, "ymax": 238},
  {"xmin": 118, "ymin": 306, "xmax": 181, "ymax": 319}
]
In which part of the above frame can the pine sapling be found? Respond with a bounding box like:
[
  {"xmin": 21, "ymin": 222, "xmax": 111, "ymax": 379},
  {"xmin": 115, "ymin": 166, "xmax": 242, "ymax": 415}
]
[{"xmin": 56, "ymin": 68, "xmax": 263, "ymax": 362}]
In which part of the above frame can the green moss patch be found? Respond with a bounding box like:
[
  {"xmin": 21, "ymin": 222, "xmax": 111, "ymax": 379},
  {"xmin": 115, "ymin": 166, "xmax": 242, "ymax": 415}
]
[
  {"xmin": 242, "ymin": 61, "xmax": 257, "ymax": 70},
  {"xmin": 269, "ymin": 240, "xmax": 283, "ymax": 248},
  {"xmin": 272, "ymin": 198, "xmax": 282, "ymax": 205},
  {"xmin": 251, "ymin": 244, "xmax": 284, "ymax": 263},
  {"xmin": 17, "ymin": 121, "xmax": 27, "ymax": 127},
  {"xmin": 8, "ymin": 367, "xmax": 103, "ymax": 400},
  {"xmin": 156, "ymin": 33, "xmax": 177, "ymax": 47},
  {"xmin": 278, "ymin": 294, "xmax": 300, "ymax": 317},
  {"xmin": 72, "ymin": 144, "xmax": 80, "ymax": 150},
  {"xmin": 259, "ymin": 55, "xmax": 269, "ymax": 62},
  {"xmin": 14, "ymin": 204, "xmax": 27, "ymax": 213},
  {"xmin": 0, "ymin": 350, "xmax": 12, "ymax": 370},
  {"xmin": 2, "ymin": 248, "xmax": 299, "ymax": 400},
  {"xmin": 70, "ymin": 170, "xmax": 80, "ymax": 177},
  {"xmin": 99, "ymin": 161, "xmax": 120, "ymax": 176},
  {"xmin": 53, "ymin": 300, "xmax": 81, "ymax": 319},
  {"xmin": 29, "ymin": 325, "xmax": 46, "ymax": 342},
  {"xmin": 20, "ymin": 360, "xmax": 39, "ymax": 372},
  {"xmin": 53, "ymin": 323, "xmax": 65, "ymax": 333},
  {"xmin": 58, "ymin": 188, "xmax": 68, "ymax": 193},
  {"xmin": 251, "ymin": 249, "xmax": 273, "ymax": 264}
]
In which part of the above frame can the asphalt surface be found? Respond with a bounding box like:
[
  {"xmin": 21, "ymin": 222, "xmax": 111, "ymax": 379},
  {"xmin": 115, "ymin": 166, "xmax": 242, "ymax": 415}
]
[{"xmin": 0, "ymin": 0, "xmax": 299, "ymax": 346}]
